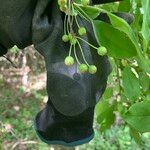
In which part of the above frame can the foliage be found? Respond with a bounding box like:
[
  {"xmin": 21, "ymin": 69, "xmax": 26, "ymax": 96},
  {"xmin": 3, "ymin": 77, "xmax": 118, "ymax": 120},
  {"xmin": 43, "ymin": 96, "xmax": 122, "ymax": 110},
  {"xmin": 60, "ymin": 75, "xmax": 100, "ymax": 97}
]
[
  {"xmin": 93, "ymin": 0, "xmax": 150, "ymax": 144},
  {"xmin": 59, "ymin": 0, "xmax": 150, "ymax": 144}
]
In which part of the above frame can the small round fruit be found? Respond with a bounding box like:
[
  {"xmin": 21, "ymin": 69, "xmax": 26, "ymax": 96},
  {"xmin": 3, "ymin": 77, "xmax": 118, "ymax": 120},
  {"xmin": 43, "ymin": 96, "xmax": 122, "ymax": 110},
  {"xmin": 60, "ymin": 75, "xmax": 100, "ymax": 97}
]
[
  {"xmin": 58, "ymin": 0, "xmax": 67, "ymax": 6},
  {"xmin": 68, "ymin": 33, "xmax": 73, "ymax": 40},
  {"xmin": 78, "ymin": 27, "xmax": 86, "ymax": 36},
  {"xmin": 58, "ymin": 0, "xmax": 62, "ymax": 5},
  {"xmin": 79, "ymin": 64, "xmax": 88, "ymax": 73},
  {"xmin": 97, "ymin": 46, "xmax": 107, "ymax": 56},
  {"xmin": 60, "ymin": 5, "xmax": 67, "ymax": 12},
  {"xmin": 62, "ymin": 35, "xmax": 69, "ymax": 42},
  {"xmin": 82, "ymin": 0, "xmax": 90, "ymax": 6},
  {"xmin": 64, "ymin": 56, "xmax": 74, "ymax": 66},
  {"xmin": 89, "ymin": 65, "xmax": 97, "ymax": 74},
  {"xmin": 70, "ymin": 37, "xmax": 77, "ymax": 45}
]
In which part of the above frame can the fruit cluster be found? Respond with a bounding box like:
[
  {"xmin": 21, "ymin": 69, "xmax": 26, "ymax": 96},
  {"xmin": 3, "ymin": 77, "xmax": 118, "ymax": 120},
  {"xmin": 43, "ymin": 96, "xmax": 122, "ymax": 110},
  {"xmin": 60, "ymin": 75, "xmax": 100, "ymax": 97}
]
[{"xmin": 58, "ymin": 0, "xmax": 108, "ymax": 74}]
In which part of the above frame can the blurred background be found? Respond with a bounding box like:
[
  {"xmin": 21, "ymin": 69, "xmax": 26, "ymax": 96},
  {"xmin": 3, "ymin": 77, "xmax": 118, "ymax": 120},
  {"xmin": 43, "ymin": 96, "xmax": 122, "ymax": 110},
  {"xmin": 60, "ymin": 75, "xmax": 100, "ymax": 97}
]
[{"xmin": 0, "ymin": 46, "xmax": 149, "ymax": 150}]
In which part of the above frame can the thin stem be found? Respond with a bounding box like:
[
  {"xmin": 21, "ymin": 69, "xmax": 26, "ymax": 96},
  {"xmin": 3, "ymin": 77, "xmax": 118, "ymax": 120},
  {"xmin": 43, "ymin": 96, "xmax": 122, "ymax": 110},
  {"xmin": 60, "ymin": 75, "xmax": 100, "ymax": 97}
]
[
  {"xmin": 71, "ymin": 4, "xmax": 76, "ymax": 25},
  {"xmin": 74, "ymin": 44, "xmax": 80, "ymax": 65},
  {"xmin": 76, "ymin": 36, "xmax": 98, "ymax": 50},
  {"xmin": 75, "ymin": 9, "xmax": 89, "ymax": 22},
  {"xmin": 75, "ymin": 15, "xmax": 80, "ymax": 28},
  {"xmin": 73, "ymin": 3, "xmax": 91, "ymax": 22},
  {"xmin": 77, "ymin": 40, "xmax": 90, "ymax": 66},
  {"xmin": 64, "ymin": 15, "xmax": 67, "ymax": 34},
  {"xmin": 69, "ymin": 44, "xmax": 73, "ymax": 56},
  {"xmin": 71, "ymin": 16, "xmax": 74, "ymax": 31},
  {"xmin": 68, "ymin": 0, "xmax": 71, "ymax": 32},
  {"xmin": 71, "ymin": 2, "xmax": 80, "ymax": 28},
  {"xmin": 66, "ymin": 16, "xmax": 70, "ymax": 34},
  {"xmin": 67, "ymin": 1, "xmax": 75, "ymax": 34}
]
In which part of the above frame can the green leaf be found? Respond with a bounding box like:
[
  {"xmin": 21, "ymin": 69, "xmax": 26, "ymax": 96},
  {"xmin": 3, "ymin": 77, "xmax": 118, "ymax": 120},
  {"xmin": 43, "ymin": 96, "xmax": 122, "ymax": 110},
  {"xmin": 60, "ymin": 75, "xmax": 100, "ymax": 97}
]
[
  {"xmin": 130, "ymin": 126, "xmax": 142, "ymax": 144},
  {"xmin": 100, "ymin": 112, "xmax": 115, "ymax": 132},
  {"xmin": 96, "ymin": 101, "xmax": 115, "ymax": 132},
  {"xmin": 122, "ymin": 67, "xmax": 140, "ymax": 100},
  {"xmin": 139, "ymin": 73, "xmax": 150, "ymax": 92},
  {"xmin": 107, "ymin": 12, "xmax": 139, "ymax": 49},
  {"xmin": 138, "ymin": 58, "xmax": 150, "ymax": 74},
  {"xmin": 79, "ymin": 5, "xmax": 100, "ymax": 19},
  {"xmin": 123, "ymin": 100, "xmax": 150, "ymax": 133},
  {"xmin": 104, "ymin": 10, "xmax": 145, "ymax": 61},
  {"xmin": 107, "ymin": 8, "xmax": 150, "ymax": 73},
  {"xmin": 92, "ymin": 20, "xmax": 137, "ymax": 58},
  {"xmin": 74, "ymin": 0, "xmax": 82, "ymax": 3},
  {"xmin": 118, "ymin": 0, "xmax": 131, "ymax": 12},
  {"xmin": 99, "ymin": 3, "xmax": 119, "ymax": 12},
  {"xmin": 96, "ymin": 101, "xmax": 109, "ymax": 117},
  {"xmin": 103, "ymin": 87, "xmax": 113, "ymax": 100},
  {"xmin": 141, "ymin": 0, "xmax": 150, "ymax": 44},
  {"xmin": 145, "ymin": 91, "xmax": 150, "ymax": 101},
  {"xmin": 118, "ymin": 102, "xmax": 126, "ymax": 115}
]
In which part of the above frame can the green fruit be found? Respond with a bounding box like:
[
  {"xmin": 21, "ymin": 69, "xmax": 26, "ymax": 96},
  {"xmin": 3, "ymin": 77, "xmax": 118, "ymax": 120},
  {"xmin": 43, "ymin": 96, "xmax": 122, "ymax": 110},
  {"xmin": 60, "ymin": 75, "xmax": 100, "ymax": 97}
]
[
  {"xmin": 79, "ymin": 64, "xmax": 88, "ymax": 73},
  {"xmin": 97, "ymin": 46, "xmax": 107, "ymax": 56},
  {"xmin": 65, "ymin": 56, "xmax": 74, "ymax": 66},
  {"xmin": 71, "ymin": 38, "xmax": 77, "ymax": 45},
  {"xmin": 60, "ymin": 5, "xmax": 67, "ymax": 12},
  {"xmin": 58, "ymin": 0, "xmax": 67, "ymax": 6},
  {"xmin": 89, "ymin": 65, "xmax": 97, "ymax": 74},
  {"xmin": 62, "ymin": 35, "xmax": 69, "ymax": 42},
  {"xmin": 68, "ymin": 33, "xmax": 74, "ymax": 41},
  {"xmin": 82, "ymin": 0, "xmax": 90, "ymax": 6},
  {"xmin": 58, "ymin": 0, "xmax": 62, "ymax": 5},
  {"xmin": 78, "ymin": 27, "xmax": 86, "ymax": 36}
]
